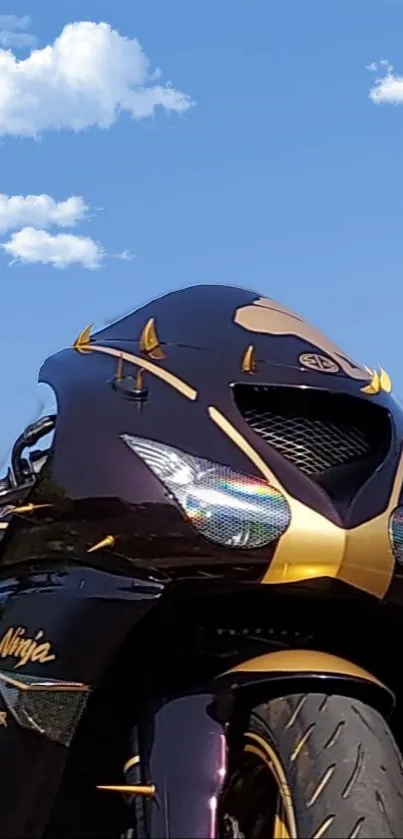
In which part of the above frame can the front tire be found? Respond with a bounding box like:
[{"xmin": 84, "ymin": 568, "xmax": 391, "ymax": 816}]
[{"xmin": 219, "ymin": 693, "xmax": 403, "ymax": 838}]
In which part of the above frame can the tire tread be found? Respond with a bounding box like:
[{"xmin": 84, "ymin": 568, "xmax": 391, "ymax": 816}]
[{"xmin": 249, "ymin": 693, "xmax": 403, "ymax": 838}]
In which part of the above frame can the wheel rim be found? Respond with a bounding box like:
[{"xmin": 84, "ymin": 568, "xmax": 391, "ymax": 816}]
[
  {"xmin": 245, "ymin": 732, "xmax": 296, "ymax": 838},
  {"xmin": 219, "ymin": 731, "xmax": 296, "ymax": 839},
  {"xmin": 273, "ymin": 810, "xmax": 291, "ymax": 839}
]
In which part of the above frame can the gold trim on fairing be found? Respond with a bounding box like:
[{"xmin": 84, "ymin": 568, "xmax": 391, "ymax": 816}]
[
  {"xmin": 234, "ymin": 297, "xmax": 370, "ymax": 382},
  {"xmin": 73, "ymin": 329, "xmax": 197, "ymax": 401},
  {"xmin": 0, "ymin": 670, "xmax": 89, "ymax": 692},
  {"xmin": 226, "ymin": 649, "xmax": 384, "ymax": 687},
  {"xmin": 208, "ymin": 405, "xmax": 403, "ymax": 598}
]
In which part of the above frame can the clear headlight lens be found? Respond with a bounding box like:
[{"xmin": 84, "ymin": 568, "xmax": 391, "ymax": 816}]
[{"xmin": 121, "ymin": 434, "xmax": 291, "ymax": 549}]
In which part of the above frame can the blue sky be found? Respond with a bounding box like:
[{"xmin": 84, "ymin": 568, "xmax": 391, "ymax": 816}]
[{"xmin": 1, "ymin": 0, "xmax": 403, "ymax": 462}]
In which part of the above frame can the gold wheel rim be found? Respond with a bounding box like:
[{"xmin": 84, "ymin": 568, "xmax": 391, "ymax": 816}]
[
  {"xmin": 244, "ymin": 731, "xmax": 297, "ymax": 839},
  {"xmin": 274, "ymin": 810, "xmax": 291, "ymax": 839}
]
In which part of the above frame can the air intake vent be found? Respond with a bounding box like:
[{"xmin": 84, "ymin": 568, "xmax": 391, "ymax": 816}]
[{"xmin": 233, "ymin": 385, "xmax": 391, "ymax": 481}]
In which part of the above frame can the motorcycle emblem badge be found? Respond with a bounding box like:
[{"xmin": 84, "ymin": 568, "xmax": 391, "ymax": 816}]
[{"xmin": 299, "ymin": 353, "xmax": 339, "ymax": 373}]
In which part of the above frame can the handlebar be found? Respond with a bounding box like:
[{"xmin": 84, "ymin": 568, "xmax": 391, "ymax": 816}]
[{"xmin": 11, "ymin": 415, "xmax": 56, "ymax": 484}]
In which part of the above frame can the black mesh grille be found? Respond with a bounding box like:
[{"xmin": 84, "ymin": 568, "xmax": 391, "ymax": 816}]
[{"xmin": 234, "ymin": 385, "xmax": 390, "ymax": 478}]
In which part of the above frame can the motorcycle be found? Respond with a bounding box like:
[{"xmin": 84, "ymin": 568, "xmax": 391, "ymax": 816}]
[{"xmin": 0, "ymin": 283, "xmax": 403, "ymax": 838}]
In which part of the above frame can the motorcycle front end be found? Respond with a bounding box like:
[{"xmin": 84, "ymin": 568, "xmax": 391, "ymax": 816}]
[
  {"xmin": 0, "ymin": 549, "xmax": 400, "ymax": 839},
  {"xmin": 2, "ymin": 282, "xmax": 403, "ymax": 838},
  {"xmin": 0, "ymin": 407, "xmax": 402, "ymax": 839}
]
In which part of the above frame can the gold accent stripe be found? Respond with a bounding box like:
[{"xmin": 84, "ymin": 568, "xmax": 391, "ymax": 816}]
[
  {"xmin": 208, "ymin": 405, "xmax": 403, "ymax": 598},
  {"xmin": 123, "ymin": 755, "xmax": 140, "ymax": 773},
  {"xmin": 208, "ymin": 406, "xmax": 282, "ymax": 489},
  {"xmin": 80, "ymin": 343, "xmax": 197, "ymax": 401},
  {"xmin": 208, "ymin": 405, "xmax": 344, "ymax": 584},
  {"xmin": 0, "ymin": 671, "xmax": 89, "ymax": 692},
  {"xmin": 226, "ymin": 649, "xmax": 384, "ymax": 687},
  {"xmin": 0, "ymin": 523, "xmax": 8, "ymax": 530}
]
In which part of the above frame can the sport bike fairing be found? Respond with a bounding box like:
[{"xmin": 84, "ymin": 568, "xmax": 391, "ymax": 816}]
[
  {"xmin": 2, "ymin": 283, "xmax": 403, "ymax": 601},
  {"xmin": 0, "ymin": 285, "xmax": 402, "ymax": 839}
]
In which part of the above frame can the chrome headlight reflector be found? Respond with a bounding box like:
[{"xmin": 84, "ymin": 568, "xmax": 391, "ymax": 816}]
[{"xmin": 121, "ymin": 434, "xmax": 291, "ymax": 549}]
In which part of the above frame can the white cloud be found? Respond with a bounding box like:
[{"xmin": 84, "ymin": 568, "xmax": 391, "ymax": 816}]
[
  {"xmin": 0, "ymin": 14, "xmax": 36, "ymax": 49},
  {"xmin": 0, "ymin": 194, "xmax": 89, "ymax": 233},
  {"xmin": 368, "ymin": 60, "xmax": 403, "ymax": 104},
  {"xmin": 0, "ymin": 193, "xmax": 133, "ymax": 270},
  {"xmin": 0, "ymin": 20, "xmax": 194, "ymax": 138},
  {"xmin": 114, "ymin": 249, "xmax": 135, "ymax": 261},
  {"xmin": 2, "ymin": 227, "xmax": 103, "ymax": 269},
  {"xmin": 0, "ymin": 15, "xmax": 31, "ymax": 30},
  {"xmin": 0, "ymin": 31, "xmax": 37, "ymax": 48}
]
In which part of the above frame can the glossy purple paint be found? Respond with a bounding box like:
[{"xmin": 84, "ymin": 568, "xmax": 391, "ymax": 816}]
[
  {"xmin": 0, "ymin": 285, "xmax": 402, "ymax": 838},
  {"xmin": 144, "ymin": 693, "xmax": 227, "ymax": 839}
]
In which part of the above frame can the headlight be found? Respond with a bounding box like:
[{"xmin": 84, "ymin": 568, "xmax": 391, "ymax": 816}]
[{"xmin": 121, "ymin": 434, "xmax": 291, "ymax": 549}]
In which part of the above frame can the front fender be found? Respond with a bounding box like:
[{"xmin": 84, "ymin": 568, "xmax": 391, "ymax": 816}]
[
  {"xmin": 130, "ymin": 651, "xmax": 393, "ymax": 838},
  {"xmin": 217, "ymin": 648, "xmax": 395, "ymax": 717},
  {"xmin": 134, "ymin": 693, "xmax": 226, "ymax": 839}
]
